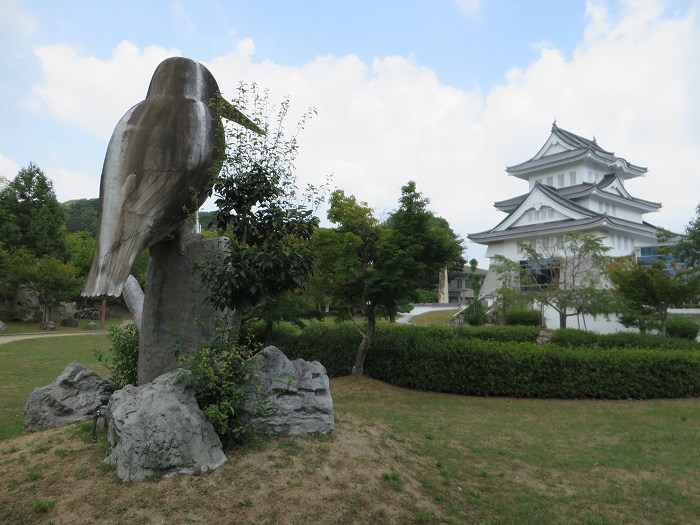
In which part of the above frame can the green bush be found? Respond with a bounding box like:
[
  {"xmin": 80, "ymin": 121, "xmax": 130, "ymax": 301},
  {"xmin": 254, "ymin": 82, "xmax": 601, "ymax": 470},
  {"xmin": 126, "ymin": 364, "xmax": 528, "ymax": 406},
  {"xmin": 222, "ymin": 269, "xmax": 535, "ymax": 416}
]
[
  {"xmin": 180, "ymin": 338, "xmax": 265, "ymax": 447},
  {"xmin": 550, "ymin": 328, "xmax": 599, "ymax": 348},
  {"xmin": 96, "ymin": 323, "xmax": 139, "ymax": 388},
  {"xmin": 277, "ymin": 322, "xmax": 700, "ymax": 398},
  {"xmin": 505, "ymin": 307, "xmax": 541, "ymax": 326},
  {"xmin": 666, "ymin": 316, "xmax": 700, "ymax": 340},
  {"xmin": 597, "ymin": 331, "xmax": 700, "ymax": 350},
  {"xmin": 463, "ymin": 300, "xmax": 487, "ymax": 326},
  {"xmin": 454, "ymin": 325, "xmax": 541, "ymax": 343}
]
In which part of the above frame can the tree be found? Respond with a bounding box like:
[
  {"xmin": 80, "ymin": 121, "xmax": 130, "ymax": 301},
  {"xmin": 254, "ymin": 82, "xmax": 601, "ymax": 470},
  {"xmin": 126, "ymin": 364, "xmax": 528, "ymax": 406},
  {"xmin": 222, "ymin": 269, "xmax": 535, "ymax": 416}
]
[
  {"xmin": 494, "ymin": 232, "xmax": 611, "ymax": 329},
  {"xmin": 607, "ymin": 256, "xmax": 700, "ymax": 335},
  {"xmin": 313, "ymin": 183, "xmax": 464, "ymax": 375},
  {"xmin": 62, "ymin": 198, "xmax": 99, "ymax": 236},
  {"xmin": 671, "ymin": 204, "xmax": 700, "ymax": 266},
  {"xmin": 195, "ymin": 85, "xmax": 321, "ymax": 338},
  {"xmin": 25, "ymin": 257, "xmax": 80, "ymax": 323},
  {"xmin": 0, "ymin": 163, "xmax": 68, "ymax": 260},
  {"xmin": 463, "ymin": 258, "xmax": 487, "ymax": 325}
]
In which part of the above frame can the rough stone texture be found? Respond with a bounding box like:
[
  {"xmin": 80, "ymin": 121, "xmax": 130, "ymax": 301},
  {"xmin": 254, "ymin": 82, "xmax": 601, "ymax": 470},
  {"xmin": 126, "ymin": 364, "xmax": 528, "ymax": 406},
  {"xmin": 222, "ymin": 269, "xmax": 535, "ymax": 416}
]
[
  {"xmin": 138, "ymin": 236, "xmax": 230, "ymax": 385},
  {"xmin": 248, "ymin": 346, "xmax": 334, "ymax": 435},
  {"xmin": 55, "ymin": 301, "xmax": 77, "ymax": 319},
  {"xmin": 14, "ymin": 285, "xmax": 41, "ymax": 322},
  {"xmin": 105, "ymin": 369, "xmax": 226, "ymax": 482},
  {"xmin": 24, "ymin": 362, "xmax": 114, "ymax": 432},
  {"xmin": 0, "ymin": 320, "xmax": 5, "ymax": 332},
  {"xmin": 84, "ymin": 321, "xmax": 99, "ymax": 330},
  {"xmin": 60, "ymin": 317, "xmax": 79, "ymax": 328},
  {"xmin": 536, "ymin": 330, "xmax": 552, "ymax": 344},
  {"xmin": 40, "ymin": 321, "xmax": 57, "ymax": 331},
  {"xmin": 122, "ymin": 275, "xmax": 145, "ymax": 331}
]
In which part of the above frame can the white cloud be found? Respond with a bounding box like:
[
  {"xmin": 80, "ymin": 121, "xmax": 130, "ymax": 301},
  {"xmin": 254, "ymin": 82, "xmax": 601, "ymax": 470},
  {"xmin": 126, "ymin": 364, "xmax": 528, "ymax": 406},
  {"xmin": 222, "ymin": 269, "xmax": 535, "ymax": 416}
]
[
  {"xmin": 32, "ymin": 41, "xmax": 181, "ymax": 137},
  {"xmin": 28, "ymin": 1, "xmax": 700, "ymax": 265},
  {"xmin": 0, "ymin": 154, "xmax": 20, "ymax": 185},
  {"xmin": 47, "ymin": 167, "xmax": 100, "ymax": 202},
  {"xmin": 455, "ymin": 0, "xmax": 481, "ymax": 17}
]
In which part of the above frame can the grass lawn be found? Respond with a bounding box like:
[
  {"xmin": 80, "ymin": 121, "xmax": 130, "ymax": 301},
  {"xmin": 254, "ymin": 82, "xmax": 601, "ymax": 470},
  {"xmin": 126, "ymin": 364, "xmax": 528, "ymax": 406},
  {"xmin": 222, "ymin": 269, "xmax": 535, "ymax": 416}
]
[
  {"xmin": 0, "ymin": 319, "xmax": 122, "ymax": 335},
  {"xmin": 0, "ymin": 335, "xmax": 110, "ymax": 441},
  {"xmin": 1, "ymin": 336, "xmax": 699, "ymax": 524},
  {"xmin": 410, "ymin": 308, "xmax": 461, "ymax": 326}
]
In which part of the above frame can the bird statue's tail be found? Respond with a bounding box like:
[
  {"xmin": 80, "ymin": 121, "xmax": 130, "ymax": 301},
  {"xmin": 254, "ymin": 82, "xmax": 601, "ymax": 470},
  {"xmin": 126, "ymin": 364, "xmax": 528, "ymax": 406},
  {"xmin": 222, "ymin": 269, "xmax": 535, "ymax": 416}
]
[{"xmin": 82, "ymin": 234, "xmax": 145, "ymax": 298}]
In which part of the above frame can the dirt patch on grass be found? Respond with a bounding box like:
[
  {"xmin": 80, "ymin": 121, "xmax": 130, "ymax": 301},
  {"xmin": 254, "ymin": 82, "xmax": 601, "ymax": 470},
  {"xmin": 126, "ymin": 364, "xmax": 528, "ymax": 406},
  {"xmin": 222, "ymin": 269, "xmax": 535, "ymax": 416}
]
[{"xmin": 0, "ymin": 406, "xmax": 442, "ymax": 524}]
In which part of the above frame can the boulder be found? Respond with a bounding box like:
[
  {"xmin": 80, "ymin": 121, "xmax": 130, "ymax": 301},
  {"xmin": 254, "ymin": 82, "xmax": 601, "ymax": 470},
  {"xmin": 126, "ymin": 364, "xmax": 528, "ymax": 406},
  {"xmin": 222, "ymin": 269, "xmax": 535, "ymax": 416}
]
[
  {"xmin": 84, "ymin": 321, "xmax": 99, "ymax": 330},
  {"xmin": 105, "ymin": 369, "xmax": 226, "ymax": 482},
  {"xmin": 536, "ymin": 330, "xmax": 552, "ymax": 344},
  {"xmin": 248, "ymin": 346, "xmax": 334, "ymax": 435},
  {"xmin": 55, "ymin": 301, "xmax": 78, "ymax": 319},
  {"xmin": 24, "ymin": 362, "xmax": 114, "ymax": 432},
  {"xmin": 60, "ymin": 317, "xmax": 79, "ymax": 328},
  {"xmin": 0, "ymin": 320, "xmax": 5, "ymax": 332},
  {"xmin": 40, "ymin": 321, "xmax": 57, "ymax": 331}
]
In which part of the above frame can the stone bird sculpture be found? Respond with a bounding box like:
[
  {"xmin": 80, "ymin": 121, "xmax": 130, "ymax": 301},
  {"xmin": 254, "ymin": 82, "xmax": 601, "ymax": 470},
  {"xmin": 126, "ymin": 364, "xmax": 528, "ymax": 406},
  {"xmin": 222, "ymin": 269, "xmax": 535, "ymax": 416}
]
[{"xmin": 82, "ymin": 57, "xmax": 263, "ymax": 298}]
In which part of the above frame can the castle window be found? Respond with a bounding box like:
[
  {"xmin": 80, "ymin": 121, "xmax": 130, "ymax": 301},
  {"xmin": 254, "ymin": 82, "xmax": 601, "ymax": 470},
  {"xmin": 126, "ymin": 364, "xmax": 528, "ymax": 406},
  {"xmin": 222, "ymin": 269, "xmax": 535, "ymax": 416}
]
[
  {"xmin": 546, "ymin": 176, "xmax": 554, "ymax": 186},
  {"xmin": 557, "ymin": 173, "xmax": 564, "ymax": 187},
  {"xmin": 569, "ymin": 171, "xmax": 576, "ymax": 185}
]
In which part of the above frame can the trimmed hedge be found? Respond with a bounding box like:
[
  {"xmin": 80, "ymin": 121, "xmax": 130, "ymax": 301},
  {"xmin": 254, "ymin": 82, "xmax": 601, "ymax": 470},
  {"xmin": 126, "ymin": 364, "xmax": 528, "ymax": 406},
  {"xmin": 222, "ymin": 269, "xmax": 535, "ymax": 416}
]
[
  {"xmin": 550, "ymin": 328, "xmax": 700, "ymax": 351},
  {"xmin": 505, "ymin": 307, "xmax": 542, "ymax": 326},
  {"xmin": 275, "ymin": 322, "xmax": 700, "ymax": 399},
  {"xmin": 666, "ymin": 316, "xmax": 700, "ymax": 340}
]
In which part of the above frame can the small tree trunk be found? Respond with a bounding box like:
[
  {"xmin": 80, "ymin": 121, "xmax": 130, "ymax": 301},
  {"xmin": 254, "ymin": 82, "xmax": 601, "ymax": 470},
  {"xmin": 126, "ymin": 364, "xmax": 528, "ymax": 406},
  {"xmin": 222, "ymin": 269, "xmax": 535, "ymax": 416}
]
[
  {"xmin": 559, "ymin": 309, "xmax": 567, "ymax": 329},
  {"xmin": 264, "ymin": 318, "xmax": 274, "ymax": 345},
  {"xmin": 351, "ymin": 306, "xmax": 376, "ymax": 376}
]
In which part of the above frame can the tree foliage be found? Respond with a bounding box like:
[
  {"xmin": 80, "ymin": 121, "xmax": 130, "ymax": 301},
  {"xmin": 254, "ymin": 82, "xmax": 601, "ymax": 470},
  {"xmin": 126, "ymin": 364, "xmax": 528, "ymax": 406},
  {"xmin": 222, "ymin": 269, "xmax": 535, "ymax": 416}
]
[
  {"xmin": 312, "ymin": 182, "xmax": 464, "ymax": 375},
  {"xmin": 607, "ymin": 256, "xmax": 700, "ymax": 335},
  {"xmin": 62, "ymin": 198, "xmax": 99, "ymax": 236},
  {"xmin": 494, "ymin": 232, "xmax": 611, "ymax": 328},
  {"xmin": 671, "ymin": 203, "xmax": 700, "ymax": 267},
  {"xmin": 196, "ymin": 85, "xmax": 322, "ymax": 338},
  {"xmin": 0, "ymin": 163, "xmax": 68, "ymax": 260}
]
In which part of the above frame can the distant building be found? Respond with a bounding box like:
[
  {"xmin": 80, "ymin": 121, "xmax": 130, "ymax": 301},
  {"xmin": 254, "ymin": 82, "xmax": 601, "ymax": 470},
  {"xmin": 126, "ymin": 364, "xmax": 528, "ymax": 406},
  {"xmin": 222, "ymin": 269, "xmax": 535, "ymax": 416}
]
[
  {"xmin": 469, "ymin": 122, "xmax": 663, "ymax": 297},
  {"xmin": 438, "ymin": 266, "xmax": 487, "ymax": 304}
]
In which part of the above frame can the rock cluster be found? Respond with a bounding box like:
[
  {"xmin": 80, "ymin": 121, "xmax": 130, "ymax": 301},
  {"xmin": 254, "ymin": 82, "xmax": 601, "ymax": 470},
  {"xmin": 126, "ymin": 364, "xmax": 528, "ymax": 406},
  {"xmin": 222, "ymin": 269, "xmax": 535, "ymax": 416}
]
[
  {"xmin": 24, "ymin": 362, "xmax": 114, "ymax": 432},
  {"xmin": 105, "ymin": 369, "xmax": 226, "ymax": 482},
  {"xmin": 248, "ymin": 346, "xmax": 334, "ymax": 435}
]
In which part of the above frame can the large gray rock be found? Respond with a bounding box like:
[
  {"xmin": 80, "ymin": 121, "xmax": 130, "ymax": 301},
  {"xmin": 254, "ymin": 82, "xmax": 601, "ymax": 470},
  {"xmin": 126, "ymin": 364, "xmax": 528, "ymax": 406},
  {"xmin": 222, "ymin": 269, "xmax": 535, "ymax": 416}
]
[
  {"xmin": 248, "ymin": 346, "xmax": 334, "ymax": 435},
  {"xmin": 105, "ymin": 369, "xmax": 226, "ymax": 482},
  {"xmin": 60, "ymin": 317, "xmax": 79, "ymax": 328},
  {"xmin": 24, "ymin": 362, "xmax": 114, "ymax": 432},
  {"xmin": 0, "ymin": 320, "xmax": 5, "ymax": 332},
  {"xmin": 138, "ymin": 236, "xmax": 230, "ymax": 384}
]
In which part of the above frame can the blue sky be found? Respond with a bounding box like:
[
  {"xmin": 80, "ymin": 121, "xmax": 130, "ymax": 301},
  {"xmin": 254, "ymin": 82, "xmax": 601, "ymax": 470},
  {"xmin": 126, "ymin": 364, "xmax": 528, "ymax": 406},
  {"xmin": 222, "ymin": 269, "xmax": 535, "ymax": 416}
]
[{"xmin": 1, "ymin": 0, "xmax": 698, "ymax": 265}]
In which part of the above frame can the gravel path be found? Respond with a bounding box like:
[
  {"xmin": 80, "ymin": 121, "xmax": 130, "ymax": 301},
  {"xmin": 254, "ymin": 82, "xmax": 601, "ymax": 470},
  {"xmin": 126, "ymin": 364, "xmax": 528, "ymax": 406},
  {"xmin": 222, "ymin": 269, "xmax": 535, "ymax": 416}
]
[{"xmin": 0, "ymin": 331, "xmax": 106, "ymax": 345}]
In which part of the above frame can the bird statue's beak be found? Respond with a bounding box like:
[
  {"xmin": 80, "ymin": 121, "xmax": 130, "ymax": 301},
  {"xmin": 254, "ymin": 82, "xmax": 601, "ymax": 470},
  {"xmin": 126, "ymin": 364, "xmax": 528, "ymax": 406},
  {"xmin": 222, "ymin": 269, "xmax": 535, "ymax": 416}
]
[{"xmin": 216, "ymin": 93, "xmax": 265, "ymax": 135}]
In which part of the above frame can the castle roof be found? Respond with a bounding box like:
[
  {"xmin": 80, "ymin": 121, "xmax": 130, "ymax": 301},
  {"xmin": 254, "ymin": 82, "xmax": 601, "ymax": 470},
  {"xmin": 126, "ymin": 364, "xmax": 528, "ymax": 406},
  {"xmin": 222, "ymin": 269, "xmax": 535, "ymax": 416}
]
[
  {"xmin": 506, "ymin": 122, "xmax": 647, "ymax": 180},
  {"xmin": 494, "ymin": 174, "xmax": 661, "ymax": 213}
]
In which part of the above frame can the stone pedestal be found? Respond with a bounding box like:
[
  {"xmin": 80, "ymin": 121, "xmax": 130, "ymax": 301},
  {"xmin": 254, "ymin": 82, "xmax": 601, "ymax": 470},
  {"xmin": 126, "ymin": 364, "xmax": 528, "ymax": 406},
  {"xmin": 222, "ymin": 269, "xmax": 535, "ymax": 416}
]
[{"xmin": 138, "ymin": 235, "xmax": 228, "ymax": 385}]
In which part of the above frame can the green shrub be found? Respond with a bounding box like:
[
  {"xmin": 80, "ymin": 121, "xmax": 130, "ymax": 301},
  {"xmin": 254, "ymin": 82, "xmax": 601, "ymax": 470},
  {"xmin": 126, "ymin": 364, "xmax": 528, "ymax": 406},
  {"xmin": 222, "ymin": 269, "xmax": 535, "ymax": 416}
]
[
  {"xmin": 597, "ymin": 331, "xmax": 700, "ymax": 350},
  {"xmin": 463, "ymin": 300, "xmax": 487, "ymax": 326},
  {"xmin": 281, "ymin": 321, "xmax": 361, "ymax": 377},
  {"xmin": 96, "ymin": 323, "xmax": 139, "ymax": 388},
  {"xmin": 454, "ymin": 325, "xmax": 541, "ymax": 343},
  {"xmin": 281, "ymin": 322, "xmax": 700, "ymax": 398},
  {"xmin": 550, "ymin": 328, "xmax": 598, "ymax": 348},
  {"xmin": 666, "ymin": 316, "xmax": 700, "ymax": 340},
  {"xmin": 505, "ymin": 307, "xmax": 541, "ymax": 326},
  {"xmin": 180, "ymin": 338, "xmax": 265, "ymax": 447}
]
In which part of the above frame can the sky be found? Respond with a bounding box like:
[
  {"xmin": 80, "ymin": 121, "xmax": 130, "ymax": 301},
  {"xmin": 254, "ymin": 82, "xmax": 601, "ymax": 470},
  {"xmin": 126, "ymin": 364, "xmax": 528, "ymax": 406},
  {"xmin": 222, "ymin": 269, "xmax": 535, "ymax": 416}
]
[{"xmin": 1, "ymin": 0, "xmax": 699, "ymax": 266}]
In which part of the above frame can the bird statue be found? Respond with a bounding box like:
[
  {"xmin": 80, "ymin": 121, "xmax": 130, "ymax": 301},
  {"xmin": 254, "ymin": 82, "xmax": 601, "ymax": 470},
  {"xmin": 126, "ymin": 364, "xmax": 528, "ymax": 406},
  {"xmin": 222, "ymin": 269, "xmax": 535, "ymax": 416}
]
[{"xmin": 82, "ymin": 57, "xmax": 263, "ymax": 298}]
